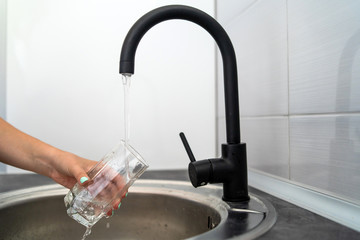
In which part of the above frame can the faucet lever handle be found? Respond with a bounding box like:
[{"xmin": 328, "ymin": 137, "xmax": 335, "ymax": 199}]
[{"xmin": 179, "ymin": 132, "xmax": 196, "ymax": 162}]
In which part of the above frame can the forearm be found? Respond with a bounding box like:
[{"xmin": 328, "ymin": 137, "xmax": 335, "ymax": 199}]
[{"xmin": 0, "ymin": 118, "xmax": 60, "ymax": 177}]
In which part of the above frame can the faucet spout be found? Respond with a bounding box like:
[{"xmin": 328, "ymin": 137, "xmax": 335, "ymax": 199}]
[
  {"xmin": 120, "ymin": 5, "xmax": 240, "ymax": 144},
  {"xmin": 119, "ymin": 5, "xmax": 249, "ymax": 202}
]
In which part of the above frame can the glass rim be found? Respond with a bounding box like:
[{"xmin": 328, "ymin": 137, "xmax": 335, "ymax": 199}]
[{"xmin": 120, "ymin": 140, "xmax": 149, "ymax": 168}]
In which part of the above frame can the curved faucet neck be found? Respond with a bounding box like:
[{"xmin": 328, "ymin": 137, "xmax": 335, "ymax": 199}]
[{"xmin": 119, "ymin": 5, "xmax": 241, "ymax": 144}]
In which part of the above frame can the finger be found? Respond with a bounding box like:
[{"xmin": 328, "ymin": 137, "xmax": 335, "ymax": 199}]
[
  {"xmin": 113, "ymin": 192, "xmax": 127, "ymax": 209},
  {"xmin": 92, "ymin": 175, "xmax": 120, "ymax": 202},
  {"xmin": 102, "ymin": 181, "xmax": 118, "ymax": 201},
  {"xmin": 110, "ymin": 176, "xmax": 128, "ymax": 204},
  {"xmin": 112, "ymin": 198, "xmax": 122, "ymax": 210},
  {"xmin": 113, "ymin": 190, "xmax": 128, "ymax": 210},
  {"xmin": 72, "ymin": 167, "xmax": 91, "ymax": 187},
  {"xmin": 100, "ymin": 172, "xmax": 125, "ymax": 199},
  {"xmin": 106, "ymin": 209, "xmax": 114, "ymax": 217},
  {"xmin": 112, "ymin": 174, "xmax": 127, "ymax": 193},
  {"xmin": 122, "ymin": 190, "xmax": 129, "ymax": 199}
]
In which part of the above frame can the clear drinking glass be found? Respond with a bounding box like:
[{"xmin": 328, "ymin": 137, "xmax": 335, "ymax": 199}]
[{"xmin": 64, "ymin": 141, "xmax": 148, "ymax": 228}]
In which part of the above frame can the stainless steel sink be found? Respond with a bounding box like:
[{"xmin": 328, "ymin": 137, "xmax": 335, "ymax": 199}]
[{"xmin": 0, "ymin": 180, "xmax": 276, "ymax": 239}]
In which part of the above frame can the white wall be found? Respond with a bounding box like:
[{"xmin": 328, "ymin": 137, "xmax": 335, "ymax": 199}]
[
  {"xmin": 0, "ymin": 0, "xmax": 6, "ymax": 172},
  {"xmin": 5, "ymin": 0, "xmax": 216, "ymax": 172},
  {"xmin": 216, "ymin": 0, "xmax": 360, "ymax": 206},
  {"xmin": 0, "ymin": 0, "xmax": 5, "ymax": 121}
]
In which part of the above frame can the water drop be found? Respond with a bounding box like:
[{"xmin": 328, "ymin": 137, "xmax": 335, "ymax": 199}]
[{"xmin": 81, "ymin": 227, "xmax": 92, "ymax": 240}]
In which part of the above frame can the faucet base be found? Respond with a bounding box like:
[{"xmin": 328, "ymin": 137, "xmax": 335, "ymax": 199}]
[{"xmin": 221, "ymin": 143, "xmax": 249, "ymax": 202}]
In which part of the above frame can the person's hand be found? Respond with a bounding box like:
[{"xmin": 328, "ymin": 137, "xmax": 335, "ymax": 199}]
[
  {"xmin": 0, "ymin": 118, "xmax": 126, "ymax": 216},
  {"xmin": 47, "ymin": 151, "xmax": 97, "ymax": 189},
  {"xmin": 50, "ymin": 152, "xmax": 128, "ymax": 216},
  {"xmin": 86, "ymin": 162, "xmax": 129, "ymax": 217}
]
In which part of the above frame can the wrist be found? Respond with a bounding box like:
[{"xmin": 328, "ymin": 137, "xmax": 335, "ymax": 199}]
[{"xmin": 32, "ymin": 144, "xmax": 65, "ymax": 178}]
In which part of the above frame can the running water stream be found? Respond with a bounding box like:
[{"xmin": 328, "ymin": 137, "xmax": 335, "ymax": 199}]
[
  {"xmin": 80, "ymin": 74, "xmax": 132, "ymax": 240},
  {"xmin": 122, "ymin": 74, "xmax": 131, "ymax": 148},
  {"xmin": 122, "ymin": 74, "xmax": 131, "ymax": 180},
  {"xmin": 81, "ymin": 227, "xmax": 92, "ymax": 240}
]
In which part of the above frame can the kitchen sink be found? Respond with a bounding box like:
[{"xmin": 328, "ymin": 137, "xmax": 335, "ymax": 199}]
[{"xmin": 0, "ymin": 180, "xmax": 276, "ymax": 239}]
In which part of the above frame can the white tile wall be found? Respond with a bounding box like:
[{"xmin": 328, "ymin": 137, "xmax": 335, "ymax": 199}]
[
  {"xmin": 218, "ymin": 115, "xmax": 290, "ymax": 178},
  {"xmin": 287, "ymin": 0, "xmax": 360, "ymax": 204},
  {"xmin": 242, "ymin": 117, "xmax": 289, "ymax": 178},
  {"xmin": 290, "ymin": 115, "xmax": 360, "ymax": 204},
  {"xmin": 221, "ymin": 0, "xmax": 288, "ymax": 117},
  {"xmin": 217, "ymin": 0, "xmax": 360, "ymax": 206},
  {"xmin": 288, "ymin": 0, "xmax": 360, "ymax": 114},
  {"xmin": 216, "ymin": 0, "xmax": 258, "ymax": 25},
  {"xmin": 217, "ymin": 0, "xmax": 288, "ymax": 176}
]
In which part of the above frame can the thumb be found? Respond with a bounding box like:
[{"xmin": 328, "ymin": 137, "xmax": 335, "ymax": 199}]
[{"xmin": 73, "ymin": 167, "xmax": 91, "ymax": 186}]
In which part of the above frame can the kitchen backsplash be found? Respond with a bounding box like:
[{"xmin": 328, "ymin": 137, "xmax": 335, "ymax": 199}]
[{"xmin": 216, "ymin": 0, "xmax": 360, "ymax": 205}]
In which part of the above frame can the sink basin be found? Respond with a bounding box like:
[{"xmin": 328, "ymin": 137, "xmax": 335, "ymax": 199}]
[{"xmin": 0, "ymin": 180, "xmax": 276, "ymax": 239}]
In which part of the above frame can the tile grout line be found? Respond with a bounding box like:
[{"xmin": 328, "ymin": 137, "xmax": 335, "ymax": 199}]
[
  {"xmin": 238, "ymin": 111, "xmax": 360, "ymax": 119},
  {"xmin": 220, "ymin": 0, "xmax": 260, "ymax": 27},
  {"xmin": 285, "ymin": 0, "xmax": 291, "ymax": 181},
  {"xmin": 214, "ymin": 0, "xmax": 219, "ymax": 157}
]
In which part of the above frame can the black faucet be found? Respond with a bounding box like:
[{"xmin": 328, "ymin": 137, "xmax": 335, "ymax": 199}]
[{"xmin": 119, "ymin": 5, "xmax": 249, "ymax": 202}]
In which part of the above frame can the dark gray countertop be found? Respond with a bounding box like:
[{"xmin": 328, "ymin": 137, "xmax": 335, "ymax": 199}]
[{"xmin": 0, "ymin": 170, "xmax": 359, "ymax": 239}]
